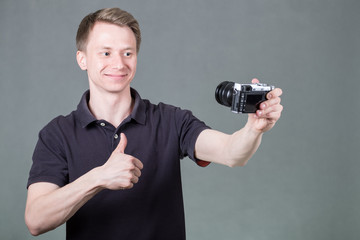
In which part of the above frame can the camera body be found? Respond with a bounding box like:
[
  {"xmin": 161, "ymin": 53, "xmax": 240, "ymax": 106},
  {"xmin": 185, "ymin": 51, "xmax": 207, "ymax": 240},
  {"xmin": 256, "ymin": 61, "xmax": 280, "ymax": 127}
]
[{"xmin": 215, "ymin": 81, "xmax": 275, "ymax": 113}]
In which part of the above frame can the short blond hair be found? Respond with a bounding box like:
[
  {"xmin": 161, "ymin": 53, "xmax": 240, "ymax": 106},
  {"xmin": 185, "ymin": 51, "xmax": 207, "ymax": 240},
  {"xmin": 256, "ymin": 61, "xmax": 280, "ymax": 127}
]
[{"xmin": 76, "ymin": 8, "xmax": 141, "ymax": 53}]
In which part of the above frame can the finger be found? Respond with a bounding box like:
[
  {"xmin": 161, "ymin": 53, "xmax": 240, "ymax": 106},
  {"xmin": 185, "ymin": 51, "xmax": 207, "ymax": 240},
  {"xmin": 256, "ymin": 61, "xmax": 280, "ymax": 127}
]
[
  {"xmin": 123, "ymin": 183, "xmax": 134, "ymax": 189},
  {"xmin": 132, "ymin": 167, "xmax": 142, "ymax": 178},
  {"xmin": 125, "ymin": 157, "xmax": 143, "ymax": 171},
  {"xmin": 257, "ymin": 104, "xmax": 283, "ymax": 118},
  {"xmin": 264, "ymin": 111, "xmax": 282, "ymax": 123},
  {"xmin": 251, "ymin": 78, "xmax": 260, "ymax": 84},
  {"xmin": 116, "ymin": 133, "xmax": 128, "ymax": 153},
  {"xmin": 267, "ymin": 88, "xmax": 283, "ymax": 99},
  {"xmin": 260, "ymin": 96, "xmax": 281, "ymax": 110},
  {"xmin": 133, "ymin": 158, "xmax": 144, "ymax": 170},
  {"xmin": 131, "ymin": 176, "xmax": 139, "ymax": 184}
]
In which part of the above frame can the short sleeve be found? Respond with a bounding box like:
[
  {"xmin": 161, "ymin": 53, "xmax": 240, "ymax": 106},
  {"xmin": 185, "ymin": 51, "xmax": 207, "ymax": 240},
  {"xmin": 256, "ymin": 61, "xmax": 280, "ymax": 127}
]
[
  {"xmin": 27, "ymin": 118, "xmax": 69, "ymax": 188},
  {"xmin": 175, "ymin": 108, "xmax": 211, "ymax": 167}
]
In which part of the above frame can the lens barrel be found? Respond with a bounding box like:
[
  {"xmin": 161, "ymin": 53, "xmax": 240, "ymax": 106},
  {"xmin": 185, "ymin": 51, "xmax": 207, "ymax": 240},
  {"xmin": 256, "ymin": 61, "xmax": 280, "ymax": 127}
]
[{"xmin": 215, "ymin": 81, "xmax": 234, "ymax": 107}]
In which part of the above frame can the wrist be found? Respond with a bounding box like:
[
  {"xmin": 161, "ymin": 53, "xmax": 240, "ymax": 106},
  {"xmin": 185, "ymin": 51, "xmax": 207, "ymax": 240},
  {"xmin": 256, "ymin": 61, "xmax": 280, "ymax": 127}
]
[
  {"xmin": 244, "ymin": 121, "xmax": 264, "ymax": 137},
  {"xmin": 77, "ymin": 167, "xmax": 105, "ymax": 194}
]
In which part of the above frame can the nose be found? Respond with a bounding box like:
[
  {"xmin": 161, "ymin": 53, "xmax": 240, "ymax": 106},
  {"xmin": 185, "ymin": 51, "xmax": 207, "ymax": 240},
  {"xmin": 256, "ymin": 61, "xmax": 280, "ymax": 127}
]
[{"xmin": 111, "ymin": 54, "xmax": 125, "ymax": 70}]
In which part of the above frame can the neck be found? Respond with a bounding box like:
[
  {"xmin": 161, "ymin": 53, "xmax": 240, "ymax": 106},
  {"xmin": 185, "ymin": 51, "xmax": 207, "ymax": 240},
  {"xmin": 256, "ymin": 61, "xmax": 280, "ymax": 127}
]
[{"xmin": 88, "ymin": 87, "xmax": 134, "ymax": 127}]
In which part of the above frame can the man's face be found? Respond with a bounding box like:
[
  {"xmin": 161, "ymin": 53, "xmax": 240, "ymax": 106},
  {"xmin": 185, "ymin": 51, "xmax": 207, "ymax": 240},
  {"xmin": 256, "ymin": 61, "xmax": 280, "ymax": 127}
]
[{"xmin": 77, "ymin": 22, "xmax": 137, "ymax": 95}]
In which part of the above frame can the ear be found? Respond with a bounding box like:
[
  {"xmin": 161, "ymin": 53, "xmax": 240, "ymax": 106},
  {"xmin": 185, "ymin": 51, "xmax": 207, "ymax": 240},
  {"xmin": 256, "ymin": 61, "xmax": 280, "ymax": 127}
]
[{"xmin": 76, "ymin": 51, "xmax": 87, "ymax": 70}]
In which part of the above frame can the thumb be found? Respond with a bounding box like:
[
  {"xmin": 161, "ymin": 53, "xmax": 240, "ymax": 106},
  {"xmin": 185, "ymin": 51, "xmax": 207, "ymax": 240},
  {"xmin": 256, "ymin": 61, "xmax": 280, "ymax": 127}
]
[
  {"xmin": 252, "ymin": 78, "xmax": 260, "ymax": 84},
  {"xmin": 116, "ymin": 133, "xmax": 128, "ymax": 153}
]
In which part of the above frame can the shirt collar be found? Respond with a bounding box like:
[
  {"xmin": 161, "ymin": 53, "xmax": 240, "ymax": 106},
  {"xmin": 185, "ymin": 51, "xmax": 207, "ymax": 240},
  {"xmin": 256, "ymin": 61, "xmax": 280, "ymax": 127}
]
[
  {"xmin": 130, "ymin": 88, "xmax": 146, "ymax": 125},
  {"xmin": 76, "ymin": 88, "xmax": 146, "ymax": 128}
]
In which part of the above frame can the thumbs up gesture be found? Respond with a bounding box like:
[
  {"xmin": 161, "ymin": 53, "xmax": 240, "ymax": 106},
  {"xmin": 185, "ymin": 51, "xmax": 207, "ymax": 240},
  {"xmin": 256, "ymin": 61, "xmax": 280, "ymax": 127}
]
[{"xmin": 98, "ymin": 133, "xmax": 143, "ymax": 190}]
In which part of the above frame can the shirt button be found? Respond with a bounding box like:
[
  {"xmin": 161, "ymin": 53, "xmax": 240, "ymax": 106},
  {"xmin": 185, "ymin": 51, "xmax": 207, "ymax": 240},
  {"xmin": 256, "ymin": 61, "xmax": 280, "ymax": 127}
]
[
  {"xmin": 114, "ymin": 134, "xmax": 119, "ymax": 139},
  {"xmin": 100, "ymin": 123, "xmax": 105, "ymax": 127}
]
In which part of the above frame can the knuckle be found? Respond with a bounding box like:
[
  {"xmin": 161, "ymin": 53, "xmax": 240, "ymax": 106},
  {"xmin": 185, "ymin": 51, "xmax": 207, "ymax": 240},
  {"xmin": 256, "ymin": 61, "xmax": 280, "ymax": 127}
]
[
  {"xmin": 124, "ymin": 179, "xmax": 133, "ymax": 187},
  {"xmin": 126, "ymin": 157, "xmax": 136, "ymax": 164},
  {"xmin": 125, "ymin": 172, "xmax": 133, "ymax": 179},
  {"xmin": 124, "ymin": 183, "xmax": 133, "ymax": 189}
]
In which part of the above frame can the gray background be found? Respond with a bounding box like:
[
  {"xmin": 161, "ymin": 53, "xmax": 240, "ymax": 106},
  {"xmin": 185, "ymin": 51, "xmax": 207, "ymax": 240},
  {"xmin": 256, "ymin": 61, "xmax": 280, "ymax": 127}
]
[{"xmin": 1, "ymin": 0, "xmax": 359, "ymax": 239}]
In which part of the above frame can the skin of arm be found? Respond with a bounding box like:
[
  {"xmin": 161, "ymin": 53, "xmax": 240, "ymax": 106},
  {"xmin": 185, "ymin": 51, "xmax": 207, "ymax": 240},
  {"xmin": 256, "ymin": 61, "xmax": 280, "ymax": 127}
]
[
  {"xmin": 195, "ymin": 84, "xmax": 283, "ymax": 167},
  {"xmin": 195, "ymin": 124, "xmax": 263, "ymax": 167},
  {"xmin": 25, "ymin": 173, "xmax": 102, "ymax": 236},
  {"xmin": 25, "ymin": 133, "xmax": 143, "ymax": 236}
]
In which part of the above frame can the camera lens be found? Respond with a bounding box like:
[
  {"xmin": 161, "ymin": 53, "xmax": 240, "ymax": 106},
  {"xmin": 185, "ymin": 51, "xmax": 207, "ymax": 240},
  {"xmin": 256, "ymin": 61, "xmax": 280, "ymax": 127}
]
[{"xmin": 215, "ymin": 81, "xmax": 234, "ymax": 107}]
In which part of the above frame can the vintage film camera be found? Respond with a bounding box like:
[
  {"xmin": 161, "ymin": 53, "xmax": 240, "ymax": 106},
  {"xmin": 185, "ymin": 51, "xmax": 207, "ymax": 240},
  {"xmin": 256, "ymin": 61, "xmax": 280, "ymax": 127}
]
[{"xmin": 215, "ymin": 81, "xmax": 275, "ymax": 113}]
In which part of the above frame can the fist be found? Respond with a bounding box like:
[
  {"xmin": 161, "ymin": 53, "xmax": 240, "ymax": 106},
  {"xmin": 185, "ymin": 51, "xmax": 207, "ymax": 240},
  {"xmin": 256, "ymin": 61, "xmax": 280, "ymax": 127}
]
[{"xmin": 99, "ymin": 133, "xmax": 143, "ymax": 190}]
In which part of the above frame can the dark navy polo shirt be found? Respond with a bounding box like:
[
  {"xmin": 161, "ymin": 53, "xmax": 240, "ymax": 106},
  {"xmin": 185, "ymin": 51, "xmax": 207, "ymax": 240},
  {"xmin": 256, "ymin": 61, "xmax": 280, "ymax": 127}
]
[{"xmin": 28, "ymin": 88, "xmax": 210, "ymax": 240}]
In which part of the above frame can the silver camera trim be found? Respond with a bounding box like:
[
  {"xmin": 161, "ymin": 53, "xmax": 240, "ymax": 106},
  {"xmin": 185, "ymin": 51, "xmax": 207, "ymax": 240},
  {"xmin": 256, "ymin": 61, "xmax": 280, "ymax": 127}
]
[
  {"xmin": 231, "ymin": 83, "xmax": 275, "ymax": 113},
  {"xmin": 234, "ymin": 83, "xmax": 275, "ymax": 92}
]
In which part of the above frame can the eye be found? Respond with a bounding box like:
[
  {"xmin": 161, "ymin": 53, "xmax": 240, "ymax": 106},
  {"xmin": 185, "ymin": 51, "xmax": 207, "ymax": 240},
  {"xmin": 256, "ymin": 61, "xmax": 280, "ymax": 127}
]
[
  {"xmin": 103, "ymin": 52, "xmax": 110, "ymax": 56},
  {"xmin": 124, "ymin": 52, "xmax": 132, "ymax": 57}
]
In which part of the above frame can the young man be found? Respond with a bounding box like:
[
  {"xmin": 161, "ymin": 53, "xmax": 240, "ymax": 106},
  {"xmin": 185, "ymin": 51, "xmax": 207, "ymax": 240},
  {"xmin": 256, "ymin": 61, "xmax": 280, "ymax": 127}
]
[{"xmin": 25, "ymin": 8, "xmax": 283, "ymax": 240}]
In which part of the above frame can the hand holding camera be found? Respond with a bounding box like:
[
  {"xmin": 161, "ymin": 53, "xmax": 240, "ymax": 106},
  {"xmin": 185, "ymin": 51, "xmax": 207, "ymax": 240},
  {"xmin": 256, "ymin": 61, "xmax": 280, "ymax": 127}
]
[
  {"xmin": 215, "ymin": 80, "xmax": 274, "ymax": 113},
  {"xmin": 215, "ymin": 78, "xmax": 283, "ymax": 132}
]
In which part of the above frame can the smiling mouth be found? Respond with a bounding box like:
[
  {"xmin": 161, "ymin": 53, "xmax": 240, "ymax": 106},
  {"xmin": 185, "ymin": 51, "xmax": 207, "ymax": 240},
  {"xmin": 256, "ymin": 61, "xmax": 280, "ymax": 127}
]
[{"xmin": 105, "ymin": 73, "xmax": 128, "ymax": 79}]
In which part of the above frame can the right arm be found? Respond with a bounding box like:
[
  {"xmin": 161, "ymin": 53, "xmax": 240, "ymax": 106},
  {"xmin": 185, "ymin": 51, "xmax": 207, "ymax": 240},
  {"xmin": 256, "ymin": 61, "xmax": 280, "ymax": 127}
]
[
  {"xmin": 25, "ymin": 172, "xmax": 101, "ymax": 236},
  {"xmin": 25, "ymin": 133, "xmax": 143, "ymax": 236}
]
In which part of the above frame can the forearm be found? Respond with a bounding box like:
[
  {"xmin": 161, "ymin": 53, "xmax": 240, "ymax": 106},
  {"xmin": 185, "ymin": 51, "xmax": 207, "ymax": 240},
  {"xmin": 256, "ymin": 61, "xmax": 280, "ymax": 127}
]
[
  {"xmin": 224, "ymin": 123, "xmax": 263, "ymax": 167},
  {"xmin": 195, "ymin": 125, "xmax": 263, "ymax": 167},
  {"xmin": 25, "ymin": 168, "xmax": 103, "ymax": 236}
]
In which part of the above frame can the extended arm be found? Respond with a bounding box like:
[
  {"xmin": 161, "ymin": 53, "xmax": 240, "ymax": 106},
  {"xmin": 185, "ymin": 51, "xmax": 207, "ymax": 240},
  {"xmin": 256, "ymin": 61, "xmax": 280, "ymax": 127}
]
[{"xmin": 195, "ymin": 85, "xmax": 283, "ymax": 167}]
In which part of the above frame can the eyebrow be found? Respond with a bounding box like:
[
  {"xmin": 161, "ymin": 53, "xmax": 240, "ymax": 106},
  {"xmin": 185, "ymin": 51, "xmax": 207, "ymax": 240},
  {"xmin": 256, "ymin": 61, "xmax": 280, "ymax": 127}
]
[{"xmin": 99, "ymin": 46, "xmax": 135, "ymax": 51}]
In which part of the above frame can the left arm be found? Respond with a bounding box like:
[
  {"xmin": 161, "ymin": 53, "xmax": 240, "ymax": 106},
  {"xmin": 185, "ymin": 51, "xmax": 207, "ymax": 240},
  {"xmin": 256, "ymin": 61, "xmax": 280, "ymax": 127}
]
[{"xmin": 195, "ymin": 84, "xmax": 283, "ymax": 167}]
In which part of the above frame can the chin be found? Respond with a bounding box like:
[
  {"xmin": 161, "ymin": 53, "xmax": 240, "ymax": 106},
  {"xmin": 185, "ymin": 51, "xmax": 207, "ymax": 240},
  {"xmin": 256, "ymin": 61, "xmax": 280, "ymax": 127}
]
[{"xmin": 106, "ymin": 84, "xmax": 131, "ymax": 94}]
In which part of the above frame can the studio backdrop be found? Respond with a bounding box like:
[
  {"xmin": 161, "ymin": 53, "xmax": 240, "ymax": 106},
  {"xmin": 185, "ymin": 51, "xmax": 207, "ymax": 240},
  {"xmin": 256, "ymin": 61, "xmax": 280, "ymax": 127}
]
[{"xmin": 0, "ymin": 0, "xmax": 359, "ymax": 239}]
